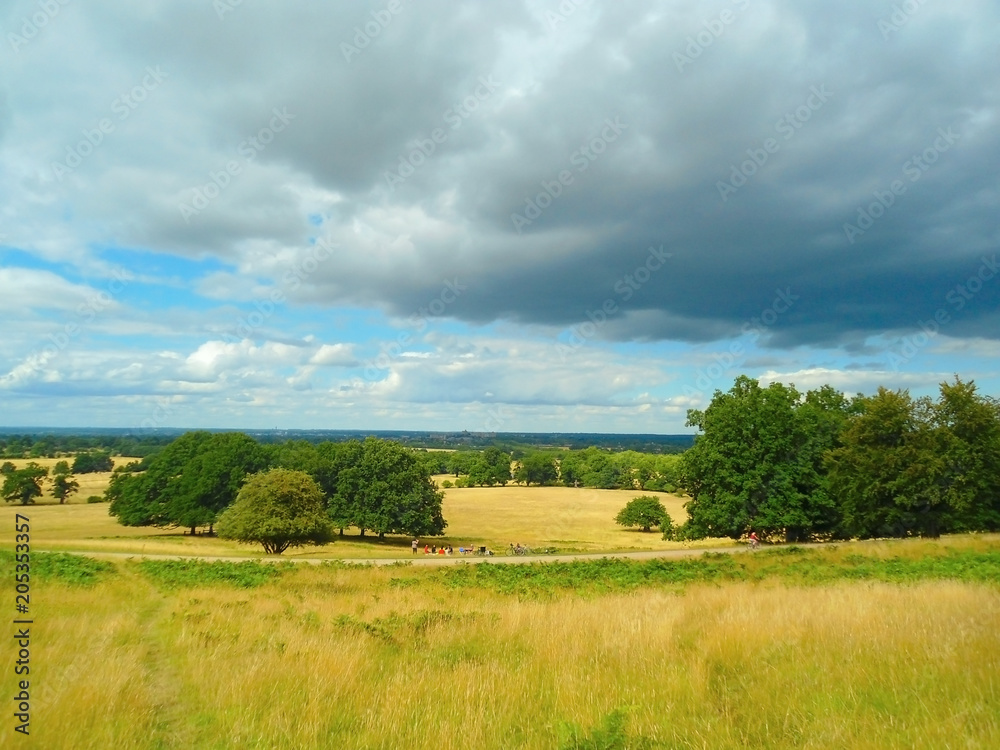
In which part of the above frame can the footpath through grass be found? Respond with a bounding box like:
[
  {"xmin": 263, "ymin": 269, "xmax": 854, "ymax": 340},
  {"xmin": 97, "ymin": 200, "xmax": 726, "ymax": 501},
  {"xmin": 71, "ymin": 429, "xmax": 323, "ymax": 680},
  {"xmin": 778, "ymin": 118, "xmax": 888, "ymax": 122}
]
[{"xmin": 5, "ymin": 535, "xmax": 999, "ymax": 594}]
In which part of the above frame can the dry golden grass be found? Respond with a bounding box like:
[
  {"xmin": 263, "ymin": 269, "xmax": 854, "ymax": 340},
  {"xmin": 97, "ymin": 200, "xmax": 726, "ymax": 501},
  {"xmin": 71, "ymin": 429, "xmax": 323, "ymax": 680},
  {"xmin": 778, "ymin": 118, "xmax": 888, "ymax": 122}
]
[
  {"xmin": 441, "ymin": 484, "xmax": 689, "ymax": 553},
  {"xmin": 0, "ymin": 484, "xmax": 703, "ymax": 559},
  {"xmin": 3, "ymin": 558, "xmax": 997, "ymax": 749}
]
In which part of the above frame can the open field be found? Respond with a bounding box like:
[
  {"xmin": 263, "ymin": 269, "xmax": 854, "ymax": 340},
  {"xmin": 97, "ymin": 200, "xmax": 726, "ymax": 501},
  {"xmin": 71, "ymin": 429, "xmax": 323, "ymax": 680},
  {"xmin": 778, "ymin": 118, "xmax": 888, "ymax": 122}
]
[
  {"xmin": 0, "ymin": 485, "xmax": 697, "ymax": 559},
  {"xmin": 2, "ymin": 537, "xmax": 998, "ymax": 749},
  {"xmin": 3, "ymin": 457, "xmax": 138, "ymax": 503}
]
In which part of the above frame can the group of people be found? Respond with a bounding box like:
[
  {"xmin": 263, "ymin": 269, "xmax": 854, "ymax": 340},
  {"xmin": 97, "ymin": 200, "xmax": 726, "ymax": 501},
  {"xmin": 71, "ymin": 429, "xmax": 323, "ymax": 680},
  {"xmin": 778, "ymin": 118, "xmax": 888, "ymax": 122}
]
[{"xmin": 411, "ymin": 539, "xmax": 492, "ymax": 556}]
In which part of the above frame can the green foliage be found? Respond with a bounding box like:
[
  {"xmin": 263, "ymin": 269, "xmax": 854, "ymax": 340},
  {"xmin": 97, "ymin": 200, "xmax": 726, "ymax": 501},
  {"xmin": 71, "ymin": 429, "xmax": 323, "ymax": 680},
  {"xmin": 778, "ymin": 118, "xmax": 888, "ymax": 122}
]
[
  {"xmin": 558, "ymin": 708, "xmax": 654, "ymax": 750},
  {"xmin": 86, "ymin": 495, "xmax": 105, "ymax": 503},
  {"xmin": 514, "ymin": 452, "xmax": 559, "ymax": 485},
  {"xmin": 331, "ymin": 437, "xmax": 446, "ymax": 538},
  {"xmin": 615, "ymin": 495, "xmax": 669, "ymax": 532},
  {"xmin": 826, "ymin": 378, "xmax": 1000, "ymax": 539},
  {"xmin": 468, "ymin": 446, "xmax": 512, "ymax": 486},
  {"xmin": 2, "ymin": 462, "xmax": 48, "ymax": 504},
  {"xmin": 108, "ymin": 431, "xmax": 270, "ymax": 533},
  {"xmin": 72, "ymin": 450, "xmax": 114, "ymax": 473},
  {"xmin": 137, "ymin": 559, "xmax": 289, "ymax": 588},
  {"xmin": 216, "ymin": 468, "xmax": 333, "ymax": 555},
  {"xmin": 0, "ymin": 550, "xmax": 114, "ymax": 585},
  {"xmin": 51, "ymin": 462, "xmax": 79, "ymax": 504},
  {"xmin": 437, "ymin": 556, "xmax": 748, "ymax": 596},
  {"xmin": 680, "ymin": 377, "xmax": 846, "ymax": 542}
]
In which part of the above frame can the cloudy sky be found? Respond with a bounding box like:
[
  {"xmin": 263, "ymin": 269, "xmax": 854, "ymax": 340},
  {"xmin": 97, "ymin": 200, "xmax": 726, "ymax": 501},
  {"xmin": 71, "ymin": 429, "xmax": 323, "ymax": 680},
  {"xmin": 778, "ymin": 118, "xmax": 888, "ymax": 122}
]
[{"xmin": 1, "ymin": 0, "xmax": 998, "ymax": 433}]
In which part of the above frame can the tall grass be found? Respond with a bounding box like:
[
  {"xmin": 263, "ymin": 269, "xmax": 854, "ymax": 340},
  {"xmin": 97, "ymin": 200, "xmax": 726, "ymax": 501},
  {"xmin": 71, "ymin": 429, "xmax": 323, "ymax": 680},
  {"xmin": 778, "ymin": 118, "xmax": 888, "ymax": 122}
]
[{"xmin": 2, "ymin": 540, "xmax": 998, "ymax": 749}]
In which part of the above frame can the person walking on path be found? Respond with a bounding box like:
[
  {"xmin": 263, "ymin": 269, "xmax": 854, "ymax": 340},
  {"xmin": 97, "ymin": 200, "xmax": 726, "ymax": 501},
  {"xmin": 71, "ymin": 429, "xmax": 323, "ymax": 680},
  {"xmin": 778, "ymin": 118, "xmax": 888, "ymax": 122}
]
[{"xmin": 412, "ymin": 538, "xmax": 419, "ymax": 554}]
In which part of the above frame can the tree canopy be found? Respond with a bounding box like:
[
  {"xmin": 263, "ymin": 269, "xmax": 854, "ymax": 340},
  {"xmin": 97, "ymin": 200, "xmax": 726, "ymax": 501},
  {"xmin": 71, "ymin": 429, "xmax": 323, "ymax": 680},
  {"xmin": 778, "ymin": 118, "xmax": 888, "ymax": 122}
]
[
  {"xmin": 680, "ymin": 376, "xmax": 844, "ymax": 542},
  {"xmin": 331, "ymin": 437, "xmax": 446, "ymax": 538},
  {"xmin": 216, "ymin": 469, "xmax": 333, "ymax": 554},
  {"xmin": 678, "ymin": 375, "xmax": 1000, "ymax": 541},
  {"xmin": 514, "ymin": 452, "xmax": 558, "ymax": 486},
  {"xmin": 2, "ymin": 463, "xmax": 48, "ymax": 505},
  {"xmin": 108, "ymin": 431, "xmax": 269, "ymax": 533},
  {"xmin": 615, "ymin": 495, "xmax": 670, "ymax": 532}
]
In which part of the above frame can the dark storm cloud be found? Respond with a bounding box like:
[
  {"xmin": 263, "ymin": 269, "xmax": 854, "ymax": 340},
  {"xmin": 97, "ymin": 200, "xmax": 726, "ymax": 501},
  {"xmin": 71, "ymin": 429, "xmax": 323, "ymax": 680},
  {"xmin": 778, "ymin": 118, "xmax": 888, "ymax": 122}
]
[{"xmin": 6, "ymin": 0, "xmax": 998, "ymax": 349}]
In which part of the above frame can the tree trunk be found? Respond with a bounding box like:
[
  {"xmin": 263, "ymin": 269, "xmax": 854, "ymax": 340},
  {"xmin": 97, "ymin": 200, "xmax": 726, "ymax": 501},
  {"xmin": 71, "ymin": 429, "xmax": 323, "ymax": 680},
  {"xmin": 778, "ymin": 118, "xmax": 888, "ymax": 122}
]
[{"xmin": 190, "ymin": 525, "xmax": 197, "ymax": 536}]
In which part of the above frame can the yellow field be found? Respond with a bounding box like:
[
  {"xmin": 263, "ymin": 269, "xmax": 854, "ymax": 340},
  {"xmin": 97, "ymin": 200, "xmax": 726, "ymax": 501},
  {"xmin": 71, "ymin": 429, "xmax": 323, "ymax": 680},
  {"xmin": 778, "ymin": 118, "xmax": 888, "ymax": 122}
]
[
  {"xmin": 0, "ymin": 484, "xmax": 699, "ymax": 559},
  {"xmin": 1, "ymin": 546, "xmax": 997, "ymax": 749},
  {"xmin": 3, "ymin": 457, "xmax": 138, "ymax": 503}
]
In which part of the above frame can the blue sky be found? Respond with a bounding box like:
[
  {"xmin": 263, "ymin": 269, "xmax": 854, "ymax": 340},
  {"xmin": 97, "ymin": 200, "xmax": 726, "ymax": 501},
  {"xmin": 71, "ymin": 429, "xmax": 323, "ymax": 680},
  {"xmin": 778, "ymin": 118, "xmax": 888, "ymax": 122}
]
[{"xmin": 1, "ymin": 0, "xmax": 998, "ymax": 432}]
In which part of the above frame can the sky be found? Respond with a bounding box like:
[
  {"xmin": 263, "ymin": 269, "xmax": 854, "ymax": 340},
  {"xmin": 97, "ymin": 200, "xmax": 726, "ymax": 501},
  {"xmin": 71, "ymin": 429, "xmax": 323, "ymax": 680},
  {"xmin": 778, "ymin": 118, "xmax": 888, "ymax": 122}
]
[{"xmin": 1, "ymin": 0, "xmax": 998, "ymax": 434}]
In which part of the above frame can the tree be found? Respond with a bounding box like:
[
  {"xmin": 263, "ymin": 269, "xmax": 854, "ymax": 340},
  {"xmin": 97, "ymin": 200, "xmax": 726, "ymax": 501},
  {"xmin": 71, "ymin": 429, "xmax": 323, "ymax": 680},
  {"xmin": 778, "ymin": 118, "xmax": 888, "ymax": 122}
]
[
  {"xmin": 2, "ymin": 463, "xmax": 48, "ymax": 505},
  {"xmin": 108, "ymin": 431, "xmax": 270, "ymax": 534},
  {"xmin": 0, "ymin": 461, "xmax": 14, "ymax": 475},
  {"xmin": 468, "ymin": 446, "xmax": 511, "ymax": 486},
  {"xmin": 164, "ymin": 432, "xmax": 271, "ymax": 534},
  {"xmin": 216, "ymin": 469, "xmax": 333, "ymax": 555},
  {"xmin": 72, "ymin": 451, "xmax": 114, "ymax": 473},
  {"xmin": 514, "ymin": 452, "xmax": 558, "ymax": 486},
  {"xmin": 332, "ymin": 437, "xmax": 446, "ymax": 539},
  {"xmin": 934, "ymin": 377, "xmax": 1000, "ymax": 532},
  {"xmin": 51, "ymin": 461, "xmax": 79, "ymax": 504},
  {"xmin": 680, "ymin": 376, "xmax": 843, "ymax": 542},
  {"xmin": 826, "ymin": 387, "xmax": 943, "ymax": 538},
  {"xmin": 615, "ymin": 495, "xmax": 670, "ymax": 532}
]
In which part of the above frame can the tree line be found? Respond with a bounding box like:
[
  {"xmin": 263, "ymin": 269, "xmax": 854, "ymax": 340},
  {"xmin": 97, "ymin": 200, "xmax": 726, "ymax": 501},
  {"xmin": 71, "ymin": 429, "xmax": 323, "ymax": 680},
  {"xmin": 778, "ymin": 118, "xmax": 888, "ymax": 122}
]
[
  {"xmin": 106, "ymin": 433, "xmax": 445, "ymax": 539},
  {"xmin": 678, "ymin": 375, "xmax": 1000, "ymax": 541},
  {"xmin": 416, "ymin": 446, "xmax": 682, "ymax": 491}
]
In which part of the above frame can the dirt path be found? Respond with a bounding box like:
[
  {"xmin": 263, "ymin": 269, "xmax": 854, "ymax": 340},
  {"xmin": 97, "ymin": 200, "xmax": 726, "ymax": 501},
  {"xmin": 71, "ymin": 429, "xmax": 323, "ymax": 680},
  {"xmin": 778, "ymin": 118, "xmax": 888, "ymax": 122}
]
[{"xmin": 46, "ymin": 544, "xmax": 770, "ymax": 566}]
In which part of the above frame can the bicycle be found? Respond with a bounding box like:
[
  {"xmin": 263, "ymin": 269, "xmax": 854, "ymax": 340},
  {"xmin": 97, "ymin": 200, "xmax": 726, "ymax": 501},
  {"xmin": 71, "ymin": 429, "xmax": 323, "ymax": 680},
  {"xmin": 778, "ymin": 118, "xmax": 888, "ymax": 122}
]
[{"xmin": 506, "ymin": 544, "xmax": 532, "ymax": 556}]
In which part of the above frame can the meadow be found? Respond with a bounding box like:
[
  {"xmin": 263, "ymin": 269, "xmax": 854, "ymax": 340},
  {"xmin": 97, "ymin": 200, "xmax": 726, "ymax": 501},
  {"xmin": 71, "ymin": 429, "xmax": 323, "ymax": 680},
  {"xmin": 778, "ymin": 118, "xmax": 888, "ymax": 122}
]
[
  {"xmin": 3, "ymin": 467, "xmax": 999, "ymax": 748},
  {"xmin": 1, "ymin": 537, "xmax": 998, "ymax": 749},
  {"xmin": 0, "ymin": 478, "xmax": 696, "ymax": 559}
]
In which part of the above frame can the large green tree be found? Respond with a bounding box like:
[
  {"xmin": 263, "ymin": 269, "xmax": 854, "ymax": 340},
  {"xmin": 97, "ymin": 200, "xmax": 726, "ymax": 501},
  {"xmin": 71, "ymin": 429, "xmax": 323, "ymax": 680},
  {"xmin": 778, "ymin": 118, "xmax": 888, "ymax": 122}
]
[
  {"xmin": 72, "ymin": 451, "xmax": 114, "ymax": 473},
  {"xmin": 108, "ymin": 431, "xmax": 270, "ymax": 534},
  {"xmin": 2, "ymin": 463, "xmax": 48, "ymax": 505},
  {"xmin": 468, "ymin": 446, "xmax": 512, "ymax": 486},
  {"xmin": 934, "ymin": 377, "xmax": 1000, "ymax": 531},
  {"xmin": 615, "ymin": 495, "xmax": 670, "ymax": 532},
  {"xmin": 514, "ymin": 452, "xmax": 558, "ymax": 486},
  {"xmin": 826, "ymin": 387, "xmax": 944, "ymax": 538},
  {"xmin": 680, "ymin": 376, "xmax": 844, "ymax": 542},
  {"xmin": 216, "ymin": 469, "xmax": 333, "ymax": 555},
  {"xmin": 332, "ymin": 437, "xmax": 446, "ymax": 539}
]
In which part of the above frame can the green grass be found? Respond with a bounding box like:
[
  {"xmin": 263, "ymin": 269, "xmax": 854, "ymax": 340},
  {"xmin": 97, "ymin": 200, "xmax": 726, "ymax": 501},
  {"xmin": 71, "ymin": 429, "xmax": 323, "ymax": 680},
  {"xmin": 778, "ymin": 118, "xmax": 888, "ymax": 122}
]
[
  {"xmin": 397, "ymin": 543, "xmax": 1000, "ymax": 597},
  {"xmin": 0, "ymin": 549, "xmax": 114, "ymax": 585},
  {"xmin": 135, "ymin": 558, "xmax": 292, "ymax": 589}
]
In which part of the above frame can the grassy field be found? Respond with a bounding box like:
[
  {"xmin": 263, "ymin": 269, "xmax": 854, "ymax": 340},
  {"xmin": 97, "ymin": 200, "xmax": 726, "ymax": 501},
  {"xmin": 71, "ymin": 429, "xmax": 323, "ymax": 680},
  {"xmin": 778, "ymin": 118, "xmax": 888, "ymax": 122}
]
[
  {"xmin": 1, "ymin": 537, "xmax": 998, "ymax": 749},
  {"xmin": 0, "ymin": 484, "xmax": 696, "ymax": 559},
  {"xmin": 3, "ymin": 457, "xmax": 137, "ymax": 503}
]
